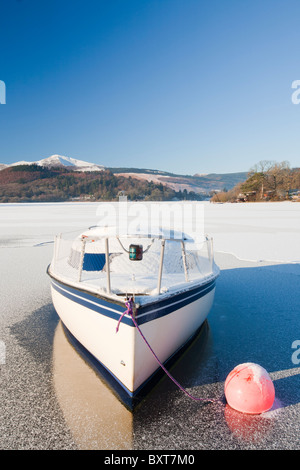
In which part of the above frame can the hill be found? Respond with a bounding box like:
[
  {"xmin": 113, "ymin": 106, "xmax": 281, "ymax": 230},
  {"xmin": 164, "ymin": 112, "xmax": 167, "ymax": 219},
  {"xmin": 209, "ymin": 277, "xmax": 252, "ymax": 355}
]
[
  {"xmin": 7, "ymin": 154, "xmax": 105, "ymax": 172},
  {"xmin": 108, "ymin": 167, "xmax": 248, "ymax": 194},
  {"xmin": 0, "ymin": 164, "xmax": 205, "ymax": 202},
  {"xmin": 210, "ymin": 161, "xmax": 300, "ymax": 202},
  {"xmin": 0, "ymin": 155, "xmax": 249, "ymax": 200}
]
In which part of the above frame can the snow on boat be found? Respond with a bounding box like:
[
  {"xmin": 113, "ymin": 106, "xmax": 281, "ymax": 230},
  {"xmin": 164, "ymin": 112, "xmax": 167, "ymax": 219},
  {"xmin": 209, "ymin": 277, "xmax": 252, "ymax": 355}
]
[{"xmin": 47, "ymin": 225, "xmax": 219, "ymax": 407}]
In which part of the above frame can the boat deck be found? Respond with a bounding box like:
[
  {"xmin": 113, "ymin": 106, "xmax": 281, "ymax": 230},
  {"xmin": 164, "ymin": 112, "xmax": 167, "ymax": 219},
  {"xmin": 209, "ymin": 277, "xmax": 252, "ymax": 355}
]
[{"xmin": 50, "ymin": 261, "xmax": 218, "ymax": 306}]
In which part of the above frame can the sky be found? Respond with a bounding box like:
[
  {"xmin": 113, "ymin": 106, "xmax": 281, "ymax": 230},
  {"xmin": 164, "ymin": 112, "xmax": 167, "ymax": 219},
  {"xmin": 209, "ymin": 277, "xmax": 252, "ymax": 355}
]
[{"xmin": 0, "ymin": 0, "xmax": 300, "ymax": 175}]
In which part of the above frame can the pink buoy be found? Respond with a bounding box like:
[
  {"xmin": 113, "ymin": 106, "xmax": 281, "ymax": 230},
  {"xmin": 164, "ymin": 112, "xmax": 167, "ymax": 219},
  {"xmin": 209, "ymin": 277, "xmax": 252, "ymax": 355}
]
[{"xmin": 224, "ymin": 363, "xmax": 275, "ymax": 414}]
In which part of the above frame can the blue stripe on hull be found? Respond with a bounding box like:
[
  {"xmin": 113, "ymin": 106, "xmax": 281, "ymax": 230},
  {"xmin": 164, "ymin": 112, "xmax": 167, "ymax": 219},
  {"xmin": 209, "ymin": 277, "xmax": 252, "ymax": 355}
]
[
  {"xmin": 50, "ymin": 277, "xmax": 216, "ymax": 327},
  {"xmin": 137, "ymin": 280, "xmax": 216, "ymax": 325},
  {"xmin": 51, "ymin": 280, "xmax": 131, "ymax": 324}
]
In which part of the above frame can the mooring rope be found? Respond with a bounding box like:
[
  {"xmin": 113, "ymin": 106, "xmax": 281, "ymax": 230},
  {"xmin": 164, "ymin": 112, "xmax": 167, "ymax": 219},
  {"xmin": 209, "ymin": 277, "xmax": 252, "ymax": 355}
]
[{"xmin": 116, "ymin": 297, "xmax": 218, "ymax": 404}]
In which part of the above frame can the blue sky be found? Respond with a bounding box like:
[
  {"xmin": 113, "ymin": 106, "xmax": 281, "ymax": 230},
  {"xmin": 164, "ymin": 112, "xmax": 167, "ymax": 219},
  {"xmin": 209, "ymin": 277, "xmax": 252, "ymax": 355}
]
[{"xmin": 0, "ymin": 0, "xmax": 300, "ymax": 175}]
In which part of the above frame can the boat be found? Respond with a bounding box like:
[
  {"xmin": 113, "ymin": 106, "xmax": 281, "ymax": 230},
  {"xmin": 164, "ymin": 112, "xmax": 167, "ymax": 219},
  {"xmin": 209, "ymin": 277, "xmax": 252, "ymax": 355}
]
[{"xmin": 47, "ymin": 224, "xmax": 219, "ymax": 408}]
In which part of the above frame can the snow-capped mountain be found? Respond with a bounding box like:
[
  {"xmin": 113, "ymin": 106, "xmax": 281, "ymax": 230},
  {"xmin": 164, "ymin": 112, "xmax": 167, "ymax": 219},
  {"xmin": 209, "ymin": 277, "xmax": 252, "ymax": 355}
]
[
  {"xmin": 3, "ymin": 155, "xmax": 105, "ymax": 172},
  {"xmin": 37, "ymin": 155, "xmax": 105, "ymax": 171},
  {"xmin": 0, "ymin": 155, "xmax": 249, "ymax": 194}
]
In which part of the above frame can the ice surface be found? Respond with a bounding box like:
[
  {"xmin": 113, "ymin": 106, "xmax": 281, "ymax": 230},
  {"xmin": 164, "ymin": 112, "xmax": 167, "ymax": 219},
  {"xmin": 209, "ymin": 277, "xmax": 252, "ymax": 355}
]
[
  {"xmin": 204, "ymin": 201, "xmax": 300, "ymax": 263},
  {"xmin": 0, "ymin": 201, "xmax": 299, "ymax": 450},
  {"xmin": 2, "ymin": 200, "xmax": 298, "ymax": 260}
]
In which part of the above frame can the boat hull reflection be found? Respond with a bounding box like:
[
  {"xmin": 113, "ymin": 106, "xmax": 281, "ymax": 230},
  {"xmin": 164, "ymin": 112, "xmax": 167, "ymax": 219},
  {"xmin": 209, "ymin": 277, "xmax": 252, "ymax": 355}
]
[{"xmin": 52, "ymin": 321, "xmax": 133, "ymax": 450}]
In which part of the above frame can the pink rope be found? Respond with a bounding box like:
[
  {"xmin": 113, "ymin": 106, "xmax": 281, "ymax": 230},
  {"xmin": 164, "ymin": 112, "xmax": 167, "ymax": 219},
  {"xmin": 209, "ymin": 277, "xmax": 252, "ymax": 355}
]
[
  {"xmin": 115, "ymin": 309, "xmax": 128, "ymax": 333},
  {"xmin": 117, "ymin": 297, "xmax": 218, "ymax": 403}
]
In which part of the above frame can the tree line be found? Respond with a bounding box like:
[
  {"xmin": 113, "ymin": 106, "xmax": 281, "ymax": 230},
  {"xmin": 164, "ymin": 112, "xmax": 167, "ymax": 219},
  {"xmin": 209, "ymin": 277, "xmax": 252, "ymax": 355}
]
[
  {"xmin": 211, "ymin": 161, "xmax": 300, "ymax": 203},
  {"xmin": 0, "ymin": 165, "xmax": 205, "ymax": 202}
]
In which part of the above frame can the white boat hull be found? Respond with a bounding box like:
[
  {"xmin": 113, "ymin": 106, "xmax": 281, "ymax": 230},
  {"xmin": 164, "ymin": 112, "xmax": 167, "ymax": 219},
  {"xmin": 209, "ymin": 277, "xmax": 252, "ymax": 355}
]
[{"xmin": 50, "ymin": 276, "xmax": 217, "ymax": 401}]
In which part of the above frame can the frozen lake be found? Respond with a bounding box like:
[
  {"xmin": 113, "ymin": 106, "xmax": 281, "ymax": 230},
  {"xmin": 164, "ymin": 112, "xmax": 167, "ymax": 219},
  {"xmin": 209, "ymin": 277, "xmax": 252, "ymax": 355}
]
[{"xmin": 0, "ymin": 201, "xmax": 299, "ymax": 450}]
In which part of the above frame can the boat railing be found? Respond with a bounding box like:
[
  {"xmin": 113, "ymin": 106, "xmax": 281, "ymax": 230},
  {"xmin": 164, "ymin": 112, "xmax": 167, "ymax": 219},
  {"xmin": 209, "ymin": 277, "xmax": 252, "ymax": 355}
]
[{"xmin": 50, "ymin": 231, "xmax": 215, "ymax": 297}]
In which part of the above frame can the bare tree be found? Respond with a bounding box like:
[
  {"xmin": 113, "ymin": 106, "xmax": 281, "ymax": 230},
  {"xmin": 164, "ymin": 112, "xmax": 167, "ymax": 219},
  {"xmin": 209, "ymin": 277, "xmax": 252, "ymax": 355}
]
[
  {"xmin": 248, "ymin": 160, "xmax": 276, "ymax": 199},
  {"xmin": 268, "ymin": 161, "xmax": 290, "ymax": 197}
]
